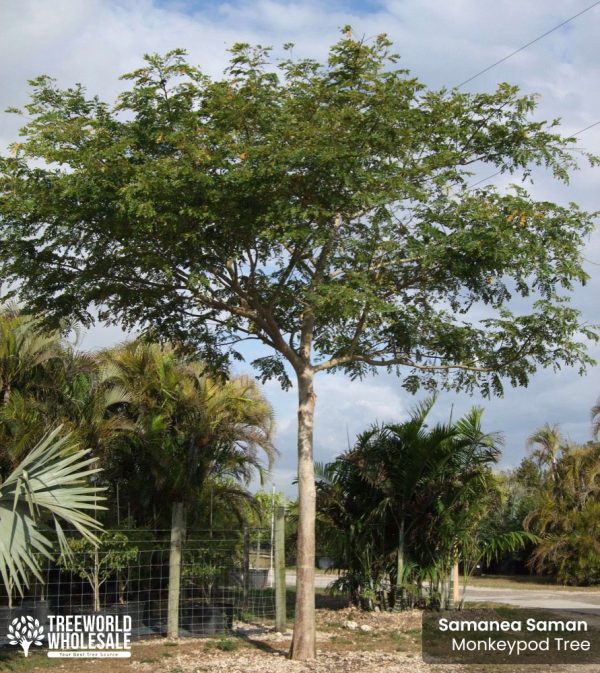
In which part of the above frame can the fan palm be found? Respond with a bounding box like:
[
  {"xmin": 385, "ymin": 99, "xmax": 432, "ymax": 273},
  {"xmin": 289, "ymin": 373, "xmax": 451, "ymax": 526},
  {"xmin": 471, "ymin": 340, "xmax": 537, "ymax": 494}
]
[{"xmin": 0, "ymin": 426, "xmax": 104, "ymax": 599}]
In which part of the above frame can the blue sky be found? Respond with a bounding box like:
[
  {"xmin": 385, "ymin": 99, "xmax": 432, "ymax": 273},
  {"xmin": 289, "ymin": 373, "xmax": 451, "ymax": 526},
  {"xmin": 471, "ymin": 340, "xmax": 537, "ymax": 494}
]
[{"xmin": 1, "ymin": 0, "xmax": 600, "ymax": 496}]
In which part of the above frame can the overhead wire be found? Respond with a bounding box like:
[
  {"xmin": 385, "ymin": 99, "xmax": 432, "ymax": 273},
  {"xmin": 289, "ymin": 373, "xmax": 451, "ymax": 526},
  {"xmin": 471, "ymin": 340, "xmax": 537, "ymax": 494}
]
[{"xmin": 455, "ymin": 0, "xmax": 600, "ymax": 88}]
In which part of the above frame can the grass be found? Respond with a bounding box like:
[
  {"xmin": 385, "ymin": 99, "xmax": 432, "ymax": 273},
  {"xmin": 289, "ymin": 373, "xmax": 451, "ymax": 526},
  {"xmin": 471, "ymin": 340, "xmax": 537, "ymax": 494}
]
[
  {"xmin": 215, "ymin": 636, "xmax": 240, "ymax": 652},
  {"xmin": 329, "ymin": 634, "xmax": 353, "ymax": 645},
  {"xmin": 0, "ymin": 650, "xmax": 64, "ymax": 672}
]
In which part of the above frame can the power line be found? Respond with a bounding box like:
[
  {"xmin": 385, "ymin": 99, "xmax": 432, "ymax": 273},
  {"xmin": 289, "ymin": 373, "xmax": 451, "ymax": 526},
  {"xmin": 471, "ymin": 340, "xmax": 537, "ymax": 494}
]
[
  {"xmin": 456, "ymin": 0, "xmax": 600, "ymax": 88},
  {"xmin": 574, "ymin": 120, "xmax": 600, "ymax": 136},
  {"xmin": 466, "ymin": 119, "xmax": 600, "ymax": 190}
]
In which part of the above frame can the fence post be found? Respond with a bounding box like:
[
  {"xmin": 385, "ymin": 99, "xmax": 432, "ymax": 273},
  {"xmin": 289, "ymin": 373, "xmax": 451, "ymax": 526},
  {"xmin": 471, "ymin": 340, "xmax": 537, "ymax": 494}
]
[
  {"xmin": 274, "ymin": 506, "xmax": 286, "ymax": 632},
  {"xmin": 243, "ymin": 526, "xmax": 250, "ymax": 600},
  {"xmin": 167, "ymin": 502, "xmax": 185, "ymax": 638},
  {"xmin": 452, "ymin": 561, "xmax": 460, "ymax": 607},
  {"xmin": 447, "ymin": 561, "xmax": 459, "ymax": 611}
]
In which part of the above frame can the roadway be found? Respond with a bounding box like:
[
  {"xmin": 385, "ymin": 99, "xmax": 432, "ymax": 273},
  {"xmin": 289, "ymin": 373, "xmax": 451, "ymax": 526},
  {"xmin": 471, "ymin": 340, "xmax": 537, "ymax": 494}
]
[{"xmin": 284, "ymin": 572, "xmax": 600, "ymax": 613}]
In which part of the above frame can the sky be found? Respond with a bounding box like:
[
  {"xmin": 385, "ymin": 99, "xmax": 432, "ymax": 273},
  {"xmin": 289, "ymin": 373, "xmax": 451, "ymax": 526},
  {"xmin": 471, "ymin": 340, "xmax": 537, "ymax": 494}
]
[{"xmin": 1, "ymin": 0, "xmax": 600, "ymax": 497}]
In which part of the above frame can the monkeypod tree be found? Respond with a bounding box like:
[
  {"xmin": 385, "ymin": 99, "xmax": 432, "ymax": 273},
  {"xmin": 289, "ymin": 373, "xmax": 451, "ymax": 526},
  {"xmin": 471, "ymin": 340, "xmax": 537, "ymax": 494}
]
[{"xmin": 0, "ymin": 31, "xmax": 597, "ymax": 658}]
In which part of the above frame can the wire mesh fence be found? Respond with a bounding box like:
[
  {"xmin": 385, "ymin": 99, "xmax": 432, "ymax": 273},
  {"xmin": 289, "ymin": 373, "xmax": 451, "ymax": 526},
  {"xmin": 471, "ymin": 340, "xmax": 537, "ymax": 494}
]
[{"xmin": 0, "ymin": 528, "xmax": 280, "ymax": 646}]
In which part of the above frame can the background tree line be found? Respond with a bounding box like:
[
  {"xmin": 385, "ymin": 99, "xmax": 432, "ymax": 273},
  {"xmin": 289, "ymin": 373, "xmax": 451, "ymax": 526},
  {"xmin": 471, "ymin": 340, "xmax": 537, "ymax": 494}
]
[{"xmin": 312, "ymin": 398, "xmax": 600, "ymax": 610}]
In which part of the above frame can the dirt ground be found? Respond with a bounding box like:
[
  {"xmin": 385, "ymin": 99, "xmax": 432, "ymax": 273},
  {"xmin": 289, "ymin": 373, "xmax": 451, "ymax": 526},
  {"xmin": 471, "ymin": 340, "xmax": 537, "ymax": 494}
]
[{"xmin": 2, "ymin": 608, "xmax": 599, "ymax": 673}]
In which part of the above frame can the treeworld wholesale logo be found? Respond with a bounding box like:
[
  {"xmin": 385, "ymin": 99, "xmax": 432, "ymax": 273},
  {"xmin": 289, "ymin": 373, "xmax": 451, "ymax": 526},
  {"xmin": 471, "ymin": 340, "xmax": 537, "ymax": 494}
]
[
  {"xmin": 7, "ymin": 614, "xmax": 131, "ymax": 658},
  {"xmin": 7, "ymin": 616, "xmax": 44, "ymax": 657}
]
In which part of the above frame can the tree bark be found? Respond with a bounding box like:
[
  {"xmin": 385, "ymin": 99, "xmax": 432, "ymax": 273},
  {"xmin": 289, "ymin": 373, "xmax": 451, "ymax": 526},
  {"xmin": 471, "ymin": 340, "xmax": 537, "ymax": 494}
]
[
  {"xmin": 93, "ymin": 547, "xmax": 101, "ymax": 612},
  {"xmin": 289, "ymin": 366, "xmax": 316, "ymax": 660}
]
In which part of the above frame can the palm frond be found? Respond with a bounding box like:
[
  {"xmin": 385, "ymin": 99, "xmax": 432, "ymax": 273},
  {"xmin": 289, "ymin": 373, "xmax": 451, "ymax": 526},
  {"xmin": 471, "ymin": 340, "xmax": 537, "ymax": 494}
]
[{"xmin": 0, "ymin": 426, "xmax": 105, "ymax": 596}]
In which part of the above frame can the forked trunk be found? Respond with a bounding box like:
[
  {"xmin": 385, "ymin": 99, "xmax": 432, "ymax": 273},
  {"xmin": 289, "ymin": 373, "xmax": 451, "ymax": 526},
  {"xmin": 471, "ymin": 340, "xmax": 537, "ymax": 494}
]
[{"xmin": 289, "ymin": 366, "xmax": 316, "ymax": 660}]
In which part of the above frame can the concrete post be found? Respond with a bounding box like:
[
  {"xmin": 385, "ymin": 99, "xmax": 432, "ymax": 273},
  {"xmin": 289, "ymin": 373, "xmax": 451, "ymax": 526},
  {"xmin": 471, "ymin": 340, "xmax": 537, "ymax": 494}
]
[{"xmin": 167, "ymin": 502, "xmax": 185, "ymax": 638}]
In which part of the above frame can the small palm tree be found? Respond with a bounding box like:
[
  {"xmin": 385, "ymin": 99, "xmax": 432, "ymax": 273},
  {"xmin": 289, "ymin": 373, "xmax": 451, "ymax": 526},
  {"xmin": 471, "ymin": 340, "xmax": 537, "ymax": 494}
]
[
  {"xmin": 355, "ymin": 400, "xmax": 501, "ymax": 604},
  {"xmin": 316, "ymin": 399, "xmax": 505, "ymax": 609},
  {"xmin": 527, "ymin": 424, "xmax": 562, "ymax": 485},
  {"xmin": 0, "ymin": 426, "xmax": 104, "ymax": 598}
]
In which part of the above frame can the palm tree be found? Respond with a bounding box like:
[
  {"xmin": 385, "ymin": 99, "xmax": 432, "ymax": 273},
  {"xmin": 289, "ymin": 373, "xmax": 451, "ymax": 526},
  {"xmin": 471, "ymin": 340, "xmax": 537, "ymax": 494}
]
[
  {"xmin": 316, "ymin": 399, "xmax": 504, "ymax": 609},
  {"xmin": 48, "ymin": 348, "xmax": 134, "ymax": 467},
  {"xmin": 592, "ymin": 399, "xmax": 600, "ymax": 440},
  {"xmin": 99, "ymin": 340, "xmax": 275, "ymax": 526},
  {"xmin": 0, "ymin": 426, "xmax": 104, "ymax": 600},
  {"xmin": 527, "ymin": 424, "xmax": 562, "ymax": 484},
  {"xmin": 358, "ymin": 401, "xmax": 501, "ymax": 607},
  {"xmin": 525, "ymin": 440, "xmax": 600, "ymax": 583},
  {"xmin": 0, "ymin": 306, "xmax": 63, "ymax": 405},
  {"xmin": 0, "ymin": 308, "xmax": 64, "ymax": 472},
  {"xmin": 528, "ymin": 499, "xmax": 600, "ymax": 585}
]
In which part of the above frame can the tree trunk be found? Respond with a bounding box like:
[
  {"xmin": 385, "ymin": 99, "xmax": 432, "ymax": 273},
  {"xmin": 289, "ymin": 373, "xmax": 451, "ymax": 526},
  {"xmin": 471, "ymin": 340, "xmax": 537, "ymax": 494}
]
[
  {"xmin": 93, "ymin": 547, "xmax": 101, "ymax": 612},
  {"xmin": 289, "ymin": 366, "xmax": 316, "ymax": 660}
]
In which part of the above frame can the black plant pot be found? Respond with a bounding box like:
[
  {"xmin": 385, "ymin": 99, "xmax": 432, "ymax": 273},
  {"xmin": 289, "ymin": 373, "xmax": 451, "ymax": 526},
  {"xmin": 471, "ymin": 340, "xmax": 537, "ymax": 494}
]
[
  {"xmin": 108, "ymin": 601, "xmax": 146, "ymax": 632},
  {"xmin": 208, "ymin": 601, "xmax": 234, "ymax": 630},
  {"xmin": 0, "ymin": 606, "xmax": 27, "ymax": 646},
  {"xmin": 21, "ymin": 599, "xmax": 50, "ymax": 628},
  {"xmin": 179, "ymin": 602, "xmax": 232, "ymax": 635},
  {"xmin": 143, "ymin": 599, "xmax": 234, "ymax": 636}
]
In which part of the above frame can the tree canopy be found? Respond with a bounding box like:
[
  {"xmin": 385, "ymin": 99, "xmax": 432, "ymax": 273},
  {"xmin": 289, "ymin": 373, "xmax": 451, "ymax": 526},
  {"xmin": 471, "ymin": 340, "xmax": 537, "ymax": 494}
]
[{"xmin": 0, "ymin": 34, "xmax": 596, "ymax": 393}]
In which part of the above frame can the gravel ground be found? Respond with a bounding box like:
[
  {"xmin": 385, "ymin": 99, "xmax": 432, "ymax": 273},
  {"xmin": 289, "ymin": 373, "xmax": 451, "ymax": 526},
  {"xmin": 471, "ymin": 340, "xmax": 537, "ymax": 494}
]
[
  {"xmin": 7, "ymin": 608, "xmax": 600, "ymax": 673},
  {"xmin": 122, "ymin": 610, "xmax": 600, "ymax": 673},
  {"xmin": 130, "ymin": 649, "xmax": 434, "ymax": 673}
]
